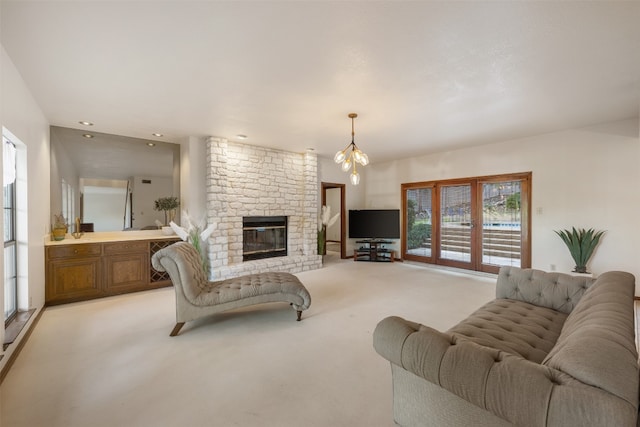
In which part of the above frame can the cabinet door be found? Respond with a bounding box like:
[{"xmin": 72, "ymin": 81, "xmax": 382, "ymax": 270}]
[
  {"xmin": 47, "ymin": 257, "xmax": 102, "ymax": 303},
  {"xmin": 103, "ymin": 252, "xmax": 150, "ymax": 293}
]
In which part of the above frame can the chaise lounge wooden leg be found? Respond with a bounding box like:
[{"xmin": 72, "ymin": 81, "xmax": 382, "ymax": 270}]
[
  {"xmin": 170, "ymin": 322, "xmax": 185, "ymax": 336},
  {"xmin": 296, "ymin": 310, "xmax": 302, "ymax": 321}
]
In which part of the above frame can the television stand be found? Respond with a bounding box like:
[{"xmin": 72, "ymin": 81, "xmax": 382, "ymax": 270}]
[{"xmin": 354, "ymin": 240, "xmax": 395, "ymax": 262}]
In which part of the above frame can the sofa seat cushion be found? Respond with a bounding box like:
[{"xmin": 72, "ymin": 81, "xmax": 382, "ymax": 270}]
[{"xmin": 448, "ymin": 298, "xmax": 568, "ymax": 363}]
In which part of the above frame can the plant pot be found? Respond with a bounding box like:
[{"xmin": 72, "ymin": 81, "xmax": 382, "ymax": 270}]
[{"xmin": 52, "ymin": 227, "xmax": 67, "ymax": 241}]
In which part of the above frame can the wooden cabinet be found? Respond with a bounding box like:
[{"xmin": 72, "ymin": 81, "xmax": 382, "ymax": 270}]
[
  {"xmin": 46, "ymin": 244, "xmax": 102, "ymax": 304},
  {"xmin": 45, "ymin": 237, "xmax": 179, "ymax": 305},
  {"xmin": 103, "ymin": 241, "xmax": 149, "ymax": 293}
]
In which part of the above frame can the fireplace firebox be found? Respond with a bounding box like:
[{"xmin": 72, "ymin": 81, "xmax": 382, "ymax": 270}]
[{"xmin": 242, "ymin": 216, "xmax": 287, "ymax": 261}]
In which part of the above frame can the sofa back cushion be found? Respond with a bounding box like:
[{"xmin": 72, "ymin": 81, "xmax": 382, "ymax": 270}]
[
  {"xmin": 542, "ymin": 271, "xmax": 638, "ymax": 408},
  {"xmin": 496, "ymin": 266, "xmax": 596, "ymax": 314}
]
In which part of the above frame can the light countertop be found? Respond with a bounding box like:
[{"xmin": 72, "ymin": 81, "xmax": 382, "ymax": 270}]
[{"xmin": 45, "ymin": 230, "xmax": 182, "ymax": 246}]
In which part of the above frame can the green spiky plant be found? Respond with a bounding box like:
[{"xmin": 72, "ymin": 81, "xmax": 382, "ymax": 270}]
[{"xmin": 554, "ymin": 227, "xmax": 605, "ymax": 274}]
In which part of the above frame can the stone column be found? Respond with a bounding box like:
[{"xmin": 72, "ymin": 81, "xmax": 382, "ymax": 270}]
[
  {"xmin": 303, "ymin": 151, "xmax": 318, "ymax": 256},
  {"xmin": 206, "ymin": 137, "xmax": 229, "ymax": 272}
]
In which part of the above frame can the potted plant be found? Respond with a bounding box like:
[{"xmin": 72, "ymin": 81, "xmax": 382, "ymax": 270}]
[
  {"xmin": 554, "ymin": 227, "xmax": 605, "ymax": 274},
  {"xmin": 51, "ymin": 213, "xmax": 68, "ymax": 241},
  {"xmin": 154, "ymin": 196, "xmax": 180, "ymax": 226}
]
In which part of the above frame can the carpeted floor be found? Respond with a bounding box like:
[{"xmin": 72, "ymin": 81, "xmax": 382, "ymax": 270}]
[{"xmin": 0, "ymin": 255, "xmax": 497, "ymax": 427}]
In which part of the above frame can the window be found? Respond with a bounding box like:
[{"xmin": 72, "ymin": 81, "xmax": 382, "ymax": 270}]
[
  {"xmin": 4, "ymin": 137, "xmax": 17, "ymax": 324},
  {"xmin": 402, "ymin": 172, "xmax": 531, "ymax": 274}
]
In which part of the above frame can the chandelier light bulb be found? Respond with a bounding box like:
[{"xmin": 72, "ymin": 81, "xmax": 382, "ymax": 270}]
[
  {"xmin": 350, "ymin": 170, "xmax": 360, "ymax": 185},
  {"xmin": 334, "ymin": 149, "xmax": 346, "ymax": 164},
  {"xmin": 342, "ymin": 156, "xmax": 352, "ymax": 171},
  {"xmin": 359, "ymin": 152, "xmax": 369, "ymax": 166},
  {"xmin": 353, "ymin": 149, "xmax": 363, "ymax": 164}
]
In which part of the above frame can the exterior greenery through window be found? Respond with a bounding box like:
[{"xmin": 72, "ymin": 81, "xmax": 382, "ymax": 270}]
[{"xmin": 406, "ymin": 198, "xmax": 432, "ymax": 251}]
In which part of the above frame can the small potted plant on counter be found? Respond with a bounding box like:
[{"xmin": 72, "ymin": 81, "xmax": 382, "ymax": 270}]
[{"xmin": 51, "ymin": 213, "xmax": 68, "ymax": 241}]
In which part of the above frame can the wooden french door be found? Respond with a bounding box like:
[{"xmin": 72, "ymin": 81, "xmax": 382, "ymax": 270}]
[
  {"xmin": 321, "ymin": 182, "xmax": 346, "ymax": 259},
  {"xmin": 402, "ymin": 172, "xmax": 531, "ymax": 274},
  {"xmin": 438, "ymin": 182, "xmax": 475, "ymax": 269}
]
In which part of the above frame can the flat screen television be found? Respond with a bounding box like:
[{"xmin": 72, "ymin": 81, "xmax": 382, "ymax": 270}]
[{"xmin": 348, "ymin": 209, "xmax": 400, "ymax": 239}]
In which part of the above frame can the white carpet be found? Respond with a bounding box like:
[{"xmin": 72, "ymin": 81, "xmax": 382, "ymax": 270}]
[{"xmin": 1, "ymin": 255, "xmax": 497, "ymax": 427}]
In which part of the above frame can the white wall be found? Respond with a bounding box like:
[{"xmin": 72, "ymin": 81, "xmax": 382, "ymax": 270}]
[
  {"xmin": 1, "ymin": 45, "xmax": 50, "ymax": 367},
  {"xmin": 365, "ymin": 118, "xmax": 640, "ymax": 290},
  {"xmin": 83, "ymin": 186, "xmax": 128, "ymax": 231}
]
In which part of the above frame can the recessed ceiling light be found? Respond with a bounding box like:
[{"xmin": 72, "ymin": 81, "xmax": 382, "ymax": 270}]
[
  {"xmin": 147, "ymin": 142, "xmax": 156, "ymax": 147},
  {"xmin": 79, "ymin": 121, "xmax": 93, "ymax": 126},
  {"xmin": 236, "ymin": 134, "xmax": 247, "ymax": 140},
  {"xmin": 82, "ymin": 134, "xmax": 94, "ymax": 138},
  {"xmin": 152, "ymin": 133, "xmax": 163, "ymax": 137}
]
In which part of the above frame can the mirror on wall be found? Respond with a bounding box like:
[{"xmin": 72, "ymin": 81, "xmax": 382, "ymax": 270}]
[{"xmin": 50, "ymin": 126, "xmax": 180, "ymax": 232}]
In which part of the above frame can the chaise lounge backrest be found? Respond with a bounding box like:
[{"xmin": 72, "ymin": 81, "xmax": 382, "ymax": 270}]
[{"xmin": 152, "ymin": 241, "xmax": 209, "ymax": 304}]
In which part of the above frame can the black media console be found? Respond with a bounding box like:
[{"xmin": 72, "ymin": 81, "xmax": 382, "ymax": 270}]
[{"xmin": 353, "ymin": 240, "xmax": 396, "ymax": 262}]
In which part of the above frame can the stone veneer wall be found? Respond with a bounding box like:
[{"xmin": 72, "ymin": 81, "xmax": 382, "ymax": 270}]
[{"xmin": 205, "ymin": 137, "xmax": 322, "ymax": 279}]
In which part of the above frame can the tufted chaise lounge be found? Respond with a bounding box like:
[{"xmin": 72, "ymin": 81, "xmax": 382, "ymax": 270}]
[
  {"xmin": 373, "ymin": 266, "xmax": 639, "ymax": 426},
  {"xmin": 151, "ymin": 242, "xmax": 311, "ymax": 336}
]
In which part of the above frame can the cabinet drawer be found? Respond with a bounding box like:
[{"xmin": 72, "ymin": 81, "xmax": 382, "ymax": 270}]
[
  {"xmin": 48, "ymin": 244, "xmax": 102, "ymax": 259},
  {"xmin": 103, "ymin": 241, "xmax": 148, "ymax": 254}
]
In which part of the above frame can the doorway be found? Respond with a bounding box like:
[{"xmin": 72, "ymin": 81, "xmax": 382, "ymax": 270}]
[
  {"xmin": 402, "ymin": 172, "xmax": 531, "ymax": 274},
  {"xmin": 321, "ymin": 182, "xmax": 346, "ymax": 259}
]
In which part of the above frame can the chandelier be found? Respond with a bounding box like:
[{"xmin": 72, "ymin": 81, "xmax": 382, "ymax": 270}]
[{"xmin": 334, "ymin": 113, "xmax": 369, "ymax": 185}]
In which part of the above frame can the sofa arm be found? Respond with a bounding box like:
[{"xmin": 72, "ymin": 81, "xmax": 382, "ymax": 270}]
[
  {"xmin": 374, "ymin": 316, "xmax": 559, "ymax": 426},
  {"xmin": 373, "ymin": 316, "xmax": 452, "ymax": 383}
]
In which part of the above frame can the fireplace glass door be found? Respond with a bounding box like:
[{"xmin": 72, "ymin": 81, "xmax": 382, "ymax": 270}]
[{"xmin": 243, "ymin": 216, "xmax": 287, "ymax": 261}]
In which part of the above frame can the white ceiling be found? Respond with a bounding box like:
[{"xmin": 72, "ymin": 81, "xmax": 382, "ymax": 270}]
[{"xmin": 2, "ymin": 1, "xmax": 639, "ymax": 164}]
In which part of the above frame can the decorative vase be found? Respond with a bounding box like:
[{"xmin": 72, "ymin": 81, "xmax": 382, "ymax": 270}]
[
  {"xmin": 52, "ymin": 227, "xmax": 67, "ymax": 241},
  {"xmin": 317, "ymin": 228, "xmax": 326, "ymax": 256}
]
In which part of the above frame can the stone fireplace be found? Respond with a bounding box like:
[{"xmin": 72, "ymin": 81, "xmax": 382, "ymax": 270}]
[
  {"xmin": 205, "ymin": 137, "xmax": 322, "ymax": 280},
  {"xmin": 242, "ymin": 216, "xmax": 287, "ymax": 261}
]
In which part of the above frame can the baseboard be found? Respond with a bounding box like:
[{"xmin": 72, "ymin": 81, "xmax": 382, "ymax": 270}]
[{"xmin": 0, "ymin": 307, "xmax": 45, "ymax": 385}]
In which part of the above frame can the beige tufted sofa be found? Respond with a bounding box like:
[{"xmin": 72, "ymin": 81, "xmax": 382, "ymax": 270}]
[
  {"xmin": 373, "ymin": 266, "xmax": 639, "ymax": 426},
  {"xmin": 152, "ymin": 242, "xmax": 311, "ymax": 336}
]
